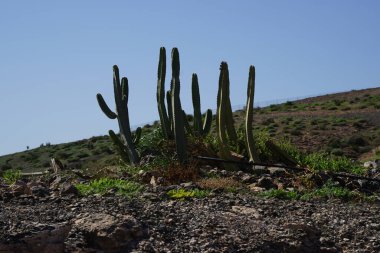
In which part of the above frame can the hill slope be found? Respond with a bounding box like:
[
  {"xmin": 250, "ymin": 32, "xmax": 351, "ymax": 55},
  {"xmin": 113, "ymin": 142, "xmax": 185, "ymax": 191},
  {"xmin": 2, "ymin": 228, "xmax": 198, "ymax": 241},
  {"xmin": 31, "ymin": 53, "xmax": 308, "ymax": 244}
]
[{"xmin": 1, "ymin": 87, "xmax": 379, "ymax": 173}]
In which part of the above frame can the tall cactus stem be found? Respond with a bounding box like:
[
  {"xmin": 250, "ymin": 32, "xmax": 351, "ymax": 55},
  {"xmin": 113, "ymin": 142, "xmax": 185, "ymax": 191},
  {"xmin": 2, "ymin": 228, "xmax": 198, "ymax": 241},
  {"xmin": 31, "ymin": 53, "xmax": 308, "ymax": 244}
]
[
  {"xmin": 156, "ymin": 47, "xmax": 172, "ymax": 139},
  {"xmin": 192, "ymin": 74, "xmax": 202, "ymax": 134},
  {"xmin": 96, "ymin": 65, "xmax": 139, "ymax": 165},
  {"xmin": 245, "ymin": 65, "xmax": 260, "ymax": 162},
  {"xmin": 171, "ymin": 48, "xmax": 187, "ymax": 163}
]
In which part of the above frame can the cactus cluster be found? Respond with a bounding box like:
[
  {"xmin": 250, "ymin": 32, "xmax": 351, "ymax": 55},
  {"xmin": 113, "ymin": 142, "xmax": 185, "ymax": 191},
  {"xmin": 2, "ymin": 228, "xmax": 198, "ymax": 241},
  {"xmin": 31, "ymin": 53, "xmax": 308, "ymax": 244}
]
[
  {"xmin": 96, "ymin": 65, "xmax": 140, "ymax": 165},
  {"xmin": 97, "ymin": 47, "xmax": 265, "ymax": 167},
  {"xmin": 156, "ymin": 47, "xmax": 187, "ymax": 163}
]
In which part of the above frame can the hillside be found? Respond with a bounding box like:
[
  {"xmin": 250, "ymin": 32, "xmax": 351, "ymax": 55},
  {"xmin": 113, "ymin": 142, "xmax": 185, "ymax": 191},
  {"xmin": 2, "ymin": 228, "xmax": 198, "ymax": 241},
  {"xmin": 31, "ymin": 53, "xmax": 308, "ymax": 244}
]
[
  {"xmin": 0, "ymin": 87, "xmax": 379, "ymax": 174},
  {"xmin": 1, "ymin": 87, "xmax": 380, "ymax": 253}
]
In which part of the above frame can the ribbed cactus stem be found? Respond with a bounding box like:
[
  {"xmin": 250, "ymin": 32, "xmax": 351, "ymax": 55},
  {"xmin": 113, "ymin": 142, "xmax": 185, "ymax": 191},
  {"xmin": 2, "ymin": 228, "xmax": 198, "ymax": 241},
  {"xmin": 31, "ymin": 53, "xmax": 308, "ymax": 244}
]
[
  {"xmin": 245, "ymin": 65, "xmax": 260, "ymax": 162},
  {"xmin": 202, "ymin": 109, "xmax": 213, "ymax": 136},
  {"xmin": 192, "ymin": 74, "xmax": 202, "ymax": 134},
  {"xmin": 96, "ymin": 65, "xmax": 139, "ymax": 165},
  {"xmin": 223, "ymin": 64, "xmax": 238, "ymax": 143},
  {"xmin": 166, "ymin": 90, "xmax": 173, "ymax": 133},
  {"xmin": 157, "ymin": 47, "xmax": 172, "ymax": 139},
  {"xmin": 171, "ymin": 48, "xmax": 187, "ymax": 163},
  {"xmin": 216, "ymin": 62, "xmax": 234, "ymax": 162},
  {"xmin": 133, "ymin": 127, "xmax": 142, "ymax": 146},
  {"xmin": 216, "ymin": 62, "xmax": 238, "ymax": 144},
  {"xmin": 191, "ymin": 73, "xmax": 212, "ymax": 137}
]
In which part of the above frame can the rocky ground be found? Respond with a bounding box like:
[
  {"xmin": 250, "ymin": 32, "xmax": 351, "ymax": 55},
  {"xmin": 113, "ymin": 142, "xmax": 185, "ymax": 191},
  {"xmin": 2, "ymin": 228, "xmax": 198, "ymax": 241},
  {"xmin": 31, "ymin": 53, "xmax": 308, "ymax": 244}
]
[{"xmin": 1, "ymin": 163, "xmax": 380, "ymax": 253}]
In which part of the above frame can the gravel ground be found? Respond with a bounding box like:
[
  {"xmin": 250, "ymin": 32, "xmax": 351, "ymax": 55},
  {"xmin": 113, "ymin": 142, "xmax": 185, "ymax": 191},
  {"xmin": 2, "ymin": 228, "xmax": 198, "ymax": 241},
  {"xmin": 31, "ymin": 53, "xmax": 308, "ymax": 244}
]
[{"xmin": 1, "ymin": 185, "xmax": 380, "ymax": 253}]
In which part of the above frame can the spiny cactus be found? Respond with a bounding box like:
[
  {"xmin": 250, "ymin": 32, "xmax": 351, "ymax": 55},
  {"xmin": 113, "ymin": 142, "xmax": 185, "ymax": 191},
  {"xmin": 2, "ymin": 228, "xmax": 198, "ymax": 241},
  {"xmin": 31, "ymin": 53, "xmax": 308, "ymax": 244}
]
[
  {"xmin": 245, "ymin": 65, "xmax": 260, "ymax": 162},
  {"xmin": 155, "ymin": 47, "xmax": 187, "ymax": 163},
  {"xmin": 157, "ymin": 47, "xmax": 172, "ymax": 139},
  {"xmin": 216, "ymin": 62, "xmax": 237, "ymax": 163},
  {"xmin": 171, "ymin": 48, "xmax": 187, "ymax": 163},
  {"xmin": 96, "ymin": 65, "xmax": 139, "ymax": 165},
  {"xmin": 191, "ymin": 74, "xmax": 212, "ymax": 137}
]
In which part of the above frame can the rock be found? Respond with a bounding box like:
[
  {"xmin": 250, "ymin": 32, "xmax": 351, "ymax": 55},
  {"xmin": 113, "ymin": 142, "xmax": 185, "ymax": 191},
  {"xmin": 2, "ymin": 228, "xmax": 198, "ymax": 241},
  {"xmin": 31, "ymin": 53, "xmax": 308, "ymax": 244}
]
[
  {"xmin": 0, "ymin": 222, "xmax": 71, "ymax": 253},
  {"xmin": 9, "ymin": 180, "xmax": 31, "ymax": 196},
  {"xmin": 180, "ymin": 182, "xmax": 195, "ymax": 189},
  {"xmin": 150, "ymin": 176, "xmax": 157, "ymax": 187},
  {"xmin": 49, "ymin": 176, "xmax": 62, "ymax": 190},
  {"xmin": 268, "ymin": 167, "xmax": 287, "ymax": 177},
  {"xmin": 31, "ymin": 185, "xmax": 50, "ymax": 197},
  {"xmin": 73, "ymin": 213, "xmax": 145, "ymax": 252},
  {"xmin": 364, "ymin": 161, "xmax": 378, "ymax": 169},
  {"xmin": 241, "ymin": 174, "xmax": 255, "ymax": 184},
  {"xmin": 256, "ymin": 177, "xmax": 277, "ymax": 189},
  {"xmin": 251, "ymin": 166, "xmax": 270, "ymax": 176},
  {"xmin": 248, "ymin": 185, "xmax": 265, "ymax": 192},
  {"xmin": 60, "ymin": 182, "xmax": 78, "ymax": 195},
  {"xmin": 139, "ymin": 171, "xmax": 153, "ymax": 183},
  {"xmin": 231, "ymin": 206, "xmax": 261, "ymax": 218},
  {"xmin": 50, "ymin": 158, "xmax": 65, "ymax": 173}
]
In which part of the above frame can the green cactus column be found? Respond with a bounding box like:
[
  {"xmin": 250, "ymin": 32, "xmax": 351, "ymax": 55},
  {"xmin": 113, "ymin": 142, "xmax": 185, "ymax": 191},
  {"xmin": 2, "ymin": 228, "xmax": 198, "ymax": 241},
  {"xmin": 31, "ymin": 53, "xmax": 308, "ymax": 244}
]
[
  {"xmin": 216, "ymin": 62, "xmax": 235, "ymax": 162},
  {"xmin": 191, "ymin": 73, "xmax": 212, "ymax": 137},
  {"xmin": 216, "ymin": 62, "xmax": 238, "ymax": 145},
  {"xmin": 96, "ymin": 65, "xmax": 139, "ymax": 165},
  {"xmin": 157, "ymin": 47, "xmax": 173, "ymax": 139},
  {"xmin": 245, "ymin": 65, "xmax": 260, "ymax": 162},
  {"xmin": 171, "ymin": 48, "xmax": 187, "ymax": 163}
]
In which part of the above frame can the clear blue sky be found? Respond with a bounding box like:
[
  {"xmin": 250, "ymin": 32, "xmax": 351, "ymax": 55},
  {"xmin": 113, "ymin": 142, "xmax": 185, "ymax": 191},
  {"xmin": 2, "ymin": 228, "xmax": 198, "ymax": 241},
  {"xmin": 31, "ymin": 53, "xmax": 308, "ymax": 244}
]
[{"xmin": 1, "ymin": 0, "xmax": 379, "ymax": 156}]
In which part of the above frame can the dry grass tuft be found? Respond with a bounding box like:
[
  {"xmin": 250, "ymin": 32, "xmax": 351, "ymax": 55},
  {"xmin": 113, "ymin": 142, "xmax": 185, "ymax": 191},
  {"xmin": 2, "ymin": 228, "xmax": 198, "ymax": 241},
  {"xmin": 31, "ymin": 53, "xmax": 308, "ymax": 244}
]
[
  {"xmin": 197, "ymin": 177, "xmax": 242, "ymax": 191},
  {"xmin": 158, "ymin": 160, "xmax": 201, "ymax": 185}
]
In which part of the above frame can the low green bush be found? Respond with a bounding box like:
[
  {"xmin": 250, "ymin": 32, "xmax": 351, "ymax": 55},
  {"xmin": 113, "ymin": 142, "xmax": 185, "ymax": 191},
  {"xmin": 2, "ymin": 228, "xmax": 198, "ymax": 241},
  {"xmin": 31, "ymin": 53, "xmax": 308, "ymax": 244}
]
[
  {"xmin": 2, "ymin": 169, "xmax": 21, "ymax": 184},
  {"xmin": 75, "ymin": 178, "xmax": 143, "ymax": 197},
  {"xmin": 167, "ymin": 188, "xmax": 209, "ymax": 200}
]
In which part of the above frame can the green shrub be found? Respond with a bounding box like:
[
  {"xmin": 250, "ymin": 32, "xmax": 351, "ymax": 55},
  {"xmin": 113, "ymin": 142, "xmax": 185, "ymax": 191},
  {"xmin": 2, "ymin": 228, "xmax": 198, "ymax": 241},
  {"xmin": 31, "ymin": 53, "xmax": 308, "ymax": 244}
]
[
  {"xmin": 167, "ymin": 188, "xmax": 209, "ymax": 200},
  {"xmin": 300, "ymin": 180, "xmax": 360, "ymax": 201},
  {"xmin": 75, "ymin": 178, "xmax": 143, "ymax": 197},
  {"xmin": 259, "ymin": 189, "xmax": 299, "ymax": 200},
  {"xmin": 2, "ymin": 169, "xmax": 21, "ymax": 184},
  {"xmin": 330, "ymin": 148, "xmax": 344, "ymax": 156},
  {"xmin": 302, "ymin": 152, "xmax": 364, "ymax": 174}
]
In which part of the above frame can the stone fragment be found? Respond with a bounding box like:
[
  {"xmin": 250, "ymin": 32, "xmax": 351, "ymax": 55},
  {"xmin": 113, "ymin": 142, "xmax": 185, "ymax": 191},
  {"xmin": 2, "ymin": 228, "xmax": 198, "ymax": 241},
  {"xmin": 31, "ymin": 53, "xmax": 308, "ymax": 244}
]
[
  {"xmin": 268, "ymin": 167, "xmax": 287, "ymax": 177},
  {"xmin": 60, "ymin": 182, "xmax": 78, "ymax": 195},
  {"xmin": 73, "ymin": 213, "xmax": 145, "ymax": 252},
  {"xmin": 0, "ymin": 222, "xmax": 71, "ymax": 253},
  {"xmin": 257, "ymin": 177, "xmax": 277, "ymax": 189},
  {"xmin": 248, "ymin": 184, "xmax": 265, "ymax": 192},
  {"xmin": 231, "ymin": 206, "xmax": 261, "ymax": 218},
  {"xmin": 251, "ymin": 166, "xmax": 270, "ymax": 176},
  {"xmin": 9, "ymin": 180, "xmax": 31, "ymax": 196},
  {"xmin": 241, "ymin": 174, "xmax": 255, "ymax": 184}
]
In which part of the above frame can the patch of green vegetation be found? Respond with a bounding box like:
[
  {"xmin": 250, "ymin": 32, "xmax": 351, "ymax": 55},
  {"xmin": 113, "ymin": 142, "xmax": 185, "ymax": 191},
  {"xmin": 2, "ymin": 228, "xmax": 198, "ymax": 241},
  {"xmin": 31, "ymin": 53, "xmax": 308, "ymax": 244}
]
[
  {"xmin": 137, "ymin": 127, "xmax": 164, "ymax": 155},
  {"xmin": 259, "ymin": 189, "xmax": 299, "ymax": 200},
  {"xmin": 167, "ymin": 188, "xmax": 209, "ymax": 200},
  {"xmin": 302, "ymin": 152, "xmax": 365, "ymax": 174},
  {"xmin": 75, "ymin": 178, "xmax": 143, "ymax": 197},
  {"xmin": 258, "ymin": 181, "xmax": 377, "ymax": 202},
  {"xmin": 123, "ymin": 155, "xmax": 172, "ymax": 177},
  {"xmin": 1, "ymin": 169, "xmax": 22, "ymax": 184},
  {"xmin": 299, "ymin": 180, "xmax": 378, "ymax": 201}
]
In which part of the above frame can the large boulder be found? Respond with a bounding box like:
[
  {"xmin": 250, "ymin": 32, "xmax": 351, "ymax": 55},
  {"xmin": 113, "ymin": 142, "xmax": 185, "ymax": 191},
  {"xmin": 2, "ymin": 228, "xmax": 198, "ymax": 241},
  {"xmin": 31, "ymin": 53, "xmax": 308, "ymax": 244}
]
[
  {"xmin": 0, "ymin": 222, "xmax": 71, "ymax": 253},
  {"xmin": 73, "ymin": 212, "xmax": 145, "ymax": 252}
]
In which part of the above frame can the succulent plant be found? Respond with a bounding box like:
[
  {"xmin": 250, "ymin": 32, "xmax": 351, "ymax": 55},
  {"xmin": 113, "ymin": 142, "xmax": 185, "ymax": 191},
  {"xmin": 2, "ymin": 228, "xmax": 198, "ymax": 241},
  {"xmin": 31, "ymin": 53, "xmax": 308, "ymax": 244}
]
[
  {"xmin": 157, "ymin": 47, "xmax": 173, "ymax": 140},
  {"xmin": 155, "ymin": 47, "xmax": 187, "ymax": 163},
  {"xmin": 216, "ymin": 62, "xmax": 237, "ymax": 163},
  {"xmin": 170, "ymin": 48, "xmax": 187, "ymax": 163},
  {"xmin": 245, "ymin": 65, "xmax": 260, "ymax": 162},
  {"xmin": 96, "ymin": 65, "xmax": 139, "ymax": 165},
  {"xmin": 191, "ymin": 74, "xmax": 212, "ymax": 137}
]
